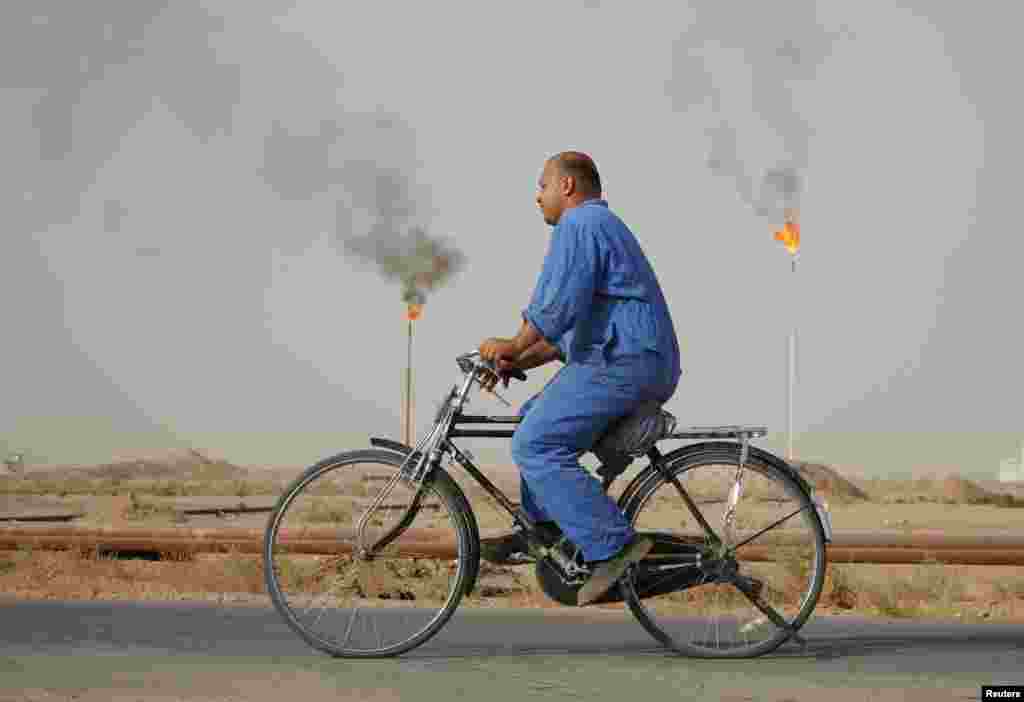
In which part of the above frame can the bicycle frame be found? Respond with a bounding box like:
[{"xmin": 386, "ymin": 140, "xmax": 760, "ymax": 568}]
[{"xmin": 364, "ymin": 351, "xmax": 829, "ymax": 549}]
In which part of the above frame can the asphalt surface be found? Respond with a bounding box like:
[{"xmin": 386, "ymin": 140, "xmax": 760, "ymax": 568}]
[{"xmin": 1, "ymin": 599, "xmax": 1022, "ymax": 700}]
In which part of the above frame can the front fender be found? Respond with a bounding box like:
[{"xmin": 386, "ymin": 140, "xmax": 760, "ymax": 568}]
[
  {"xmin": 369, "ymin": 437, "xmax": 482, "ymax": 595},
  {"xmin": 370, "ymin": 437, "xmax": 418, "ymax": 456}
]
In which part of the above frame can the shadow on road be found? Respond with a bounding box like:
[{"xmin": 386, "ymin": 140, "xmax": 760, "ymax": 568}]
[
  {"xmin": 786, "ymin": 631, "xmax": 1024, "ymax": 662},
  {"xmin": 418, "ymin": 614, "xmax": 1024, "ymax": 663}
]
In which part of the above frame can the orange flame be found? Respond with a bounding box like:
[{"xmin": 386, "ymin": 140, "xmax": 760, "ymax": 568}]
[
  {"xmin": 406, "ymin": 303, "xmax": 422, "ymax": 321},
  {"xmin": 774, "ymin": 210, "xmax": 800, "ymax": 255}
]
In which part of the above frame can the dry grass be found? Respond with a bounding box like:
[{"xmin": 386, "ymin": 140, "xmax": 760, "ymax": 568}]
[
  {"xmin": 814, "ymin": 560, "xmax": 1024, "ymax": 621},
  {"xmin": 821, "ymin": 559, "xmax": 966, "ymax": 619},
  {"xmin": 0, "ymin": 475, "xmax": 285, "ymax": 498},
  {"xmin": 122, "ymin": 491, "xmax": 188, "ymax": 524},
  {"xmin": 0, "ymin": 546, "xmax": 266, "ymax": 603}
]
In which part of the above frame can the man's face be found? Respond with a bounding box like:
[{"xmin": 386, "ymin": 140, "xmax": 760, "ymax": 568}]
[{"xmin": 535, "ymin": 161, "xmax": 566, "ymax": 226}]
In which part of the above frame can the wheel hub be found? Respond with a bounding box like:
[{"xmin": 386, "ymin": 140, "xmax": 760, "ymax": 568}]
[{"xmin": 704, "ymin": 555, "xmax": 737, "ymax": 579}]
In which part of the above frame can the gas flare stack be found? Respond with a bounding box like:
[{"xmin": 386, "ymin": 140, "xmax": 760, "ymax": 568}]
[
  {"xmin": 403, "ymin": 299, "xmax": 423, "ymax": 446},
  {"xmin": 774, "ymin": 208, "xmax": 801, "ymax": 461}
]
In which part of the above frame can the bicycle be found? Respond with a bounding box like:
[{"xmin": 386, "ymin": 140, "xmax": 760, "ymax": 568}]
[{"xmin": 263, "ymin": 350, "xmax": 833, "ymax": 659}]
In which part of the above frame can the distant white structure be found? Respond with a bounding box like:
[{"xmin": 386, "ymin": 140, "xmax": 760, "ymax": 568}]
[
  {"xmin": 3, "ymin": 451, "xmax": 26, "ymax": 475},
  {"xmin": 998, "ymin": 440, "xmax": 1024, "ymax": 482}
]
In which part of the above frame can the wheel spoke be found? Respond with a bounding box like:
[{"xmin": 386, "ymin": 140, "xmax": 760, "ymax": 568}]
[
  {"xmin": 729, "ymin": 504, "xmax": 810, "ymax": 551},
  {"xmin": 661, "ymin": 467, "xmax": 723, "ymax": 546},
  {"xmin": 729, "ymin": 574, "xmax": 805, "ymax": 646},
  {"xmin": 370, "ymin": 604, "xmax": 384, "ymax": 651}
]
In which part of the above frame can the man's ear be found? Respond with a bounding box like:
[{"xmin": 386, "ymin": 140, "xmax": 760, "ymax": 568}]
[{"xmin": 561, "ymin": 175, "xmax": 576, "ymax": 197}]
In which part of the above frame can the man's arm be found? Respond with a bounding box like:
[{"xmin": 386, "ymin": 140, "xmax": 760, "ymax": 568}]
[
  {"xmin": 520, "ymin": 221, "xmax": 598, "ymax": 354},
  {"xmin": 509, "ymin": 317, "xmax": 544, "ymax": 356},
  {"xmin": 480, "ymin": 319, "xmax": 561, "ymax": 381},
  {"xmin": 509, "ymin": 337, "xmax": 562, "ymax": 371}
]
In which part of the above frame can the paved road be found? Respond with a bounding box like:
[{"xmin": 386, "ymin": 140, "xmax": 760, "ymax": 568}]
[{"xmin": 1, "ymin": 599, "xmax": 1022, "ymax": 700}]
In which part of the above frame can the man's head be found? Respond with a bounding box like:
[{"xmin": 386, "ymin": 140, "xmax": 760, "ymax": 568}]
[{"xmin": 536, "ymin": 151, "xmax": 602, "ymax": 226}]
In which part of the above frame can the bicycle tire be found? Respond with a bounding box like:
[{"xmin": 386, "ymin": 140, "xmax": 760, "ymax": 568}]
[
  {"xmin": 263, "ymin": 449, "xmax": 476, "ymax": 658},
  {"xmin": 620, "ymin": 442, "xmax": 826, "ymax": 658}
]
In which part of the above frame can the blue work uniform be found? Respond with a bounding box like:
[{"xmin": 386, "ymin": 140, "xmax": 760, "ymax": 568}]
[{"xmin": 513, "ymin": 198, "xmax": 682, "ymax": 562}]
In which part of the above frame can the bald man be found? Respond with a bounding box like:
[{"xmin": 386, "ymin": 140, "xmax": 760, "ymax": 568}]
[{"xmin": 478, "ymin": 152, "xmax": 681, "ymax": 606}]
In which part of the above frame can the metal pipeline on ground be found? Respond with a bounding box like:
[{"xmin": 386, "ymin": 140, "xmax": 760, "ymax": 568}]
[{"xmin": 2, "ymin": 527, "xmax": 1024, "ymax": 565}]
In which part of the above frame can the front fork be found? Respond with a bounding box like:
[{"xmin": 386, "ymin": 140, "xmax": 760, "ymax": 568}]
[{"xmin": 355, "ymin": 433, "xmax": 446, "ymax": 558}]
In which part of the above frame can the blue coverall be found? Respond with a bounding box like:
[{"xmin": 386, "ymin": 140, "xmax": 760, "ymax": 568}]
[{"xmin": 513, "ymin": 199, "xmax": 682, "ymax": 562}]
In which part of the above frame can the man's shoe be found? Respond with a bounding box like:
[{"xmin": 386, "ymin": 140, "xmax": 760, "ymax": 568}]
[
  {"xmin": 480, "ymin": 521, "xmax": 562, "ymax": 566},
  {"xmin": 576, "ymin": 535, "xmax": 653, "ymax": 606}
]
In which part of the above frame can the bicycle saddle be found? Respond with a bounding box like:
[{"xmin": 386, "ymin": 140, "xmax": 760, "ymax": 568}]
[{"xmin": 593, "ymin": 400, "xmax": 677, "ymax": 459}]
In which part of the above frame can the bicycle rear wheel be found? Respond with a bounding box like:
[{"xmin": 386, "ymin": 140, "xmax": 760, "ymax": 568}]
[
  {"xmin": 264, "ymin": 449, "xmax": 474, "ymax": 658},
  {"xmin": 621, "ymin": 443, "xmax": 826, "ymax": 658}
]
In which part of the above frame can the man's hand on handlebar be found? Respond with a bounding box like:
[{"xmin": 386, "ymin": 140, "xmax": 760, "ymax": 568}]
[
  {"xmin": 477, "ymin": 337, "xmax": 523, "ymax": 392},
  {"xmin": 477, "ymin": 358, "xmax": 517, "ymax": 392},
  {"xmin": 478, "ymin": 337, "xmax": 519, "ymax": 365}
]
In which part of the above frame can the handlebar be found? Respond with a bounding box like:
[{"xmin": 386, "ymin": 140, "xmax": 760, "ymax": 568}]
[{"xmin": 456, "ymin": 351, "xmax": 528, "ymax": 382}]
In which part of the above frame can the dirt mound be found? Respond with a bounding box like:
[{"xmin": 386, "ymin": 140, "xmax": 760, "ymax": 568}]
[
  {"xmin": 876, "ymin": 474, "xmax": 1017, "ymax": 506},
  {"xmin": 938, "ymin": 475, "xmax": 996, "ymax": 504},
  {"xmin": 913, "ymin": 475, "xmax": 1008, "ymax": 505},
  {"xmin": 790, "ymin": 461, "xmax": 871, "ymax": 504},
  {"xmin": 67, "ymin": 449, "xmax": 246, "ymax": 482}
]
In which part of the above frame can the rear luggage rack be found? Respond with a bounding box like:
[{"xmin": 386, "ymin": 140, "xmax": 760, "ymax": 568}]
[{"xmin": 666, "ymin": 425, "xmax": 768, "ymax": 440}]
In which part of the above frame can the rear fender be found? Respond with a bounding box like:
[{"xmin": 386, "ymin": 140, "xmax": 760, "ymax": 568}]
[{"xmin": 619, "ymin": 441, "xmax": 817, "ymax": 512}]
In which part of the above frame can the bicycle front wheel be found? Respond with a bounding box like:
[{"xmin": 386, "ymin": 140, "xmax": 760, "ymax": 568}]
[
  {"xmin": 264, "ymin": 449, "xmax": 475, "ymax": 658},
  {"xmin": 621, "ymin": 443, "xmax": 826, "ymax": 658}
]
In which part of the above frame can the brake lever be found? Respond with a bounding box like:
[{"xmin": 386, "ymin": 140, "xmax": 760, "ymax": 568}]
[
  {"xmin": 458, "ymin": 349, "xmax": 527, "ymax": 390},
  {"xmin": 486, "ymin": 387, "xmax": 512, "ymax": 408},
  {"xmin": 471, "ymin": 361, "xmax": 513, "ymax": 407}
]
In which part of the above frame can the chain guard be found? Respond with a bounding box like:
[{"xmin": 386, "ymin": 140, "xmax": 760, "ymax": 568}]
[{"xmin": 534, "ymin": 532, "xmax": 710, "ymax": 607}]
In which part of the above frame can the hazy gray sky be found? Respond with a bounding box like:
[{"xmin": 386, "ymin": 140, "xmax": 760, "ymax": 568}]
[{"xmin": 3, "ymin": 2, "xmax": 1021, "ymax": 477}]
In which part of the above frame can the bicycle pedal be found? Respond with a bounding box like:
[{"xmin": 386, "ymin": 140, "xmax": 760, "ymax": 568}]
[
  {"xmin": 490, "ymin": 550, "xmax": 536, "ymax": 566},
  {"xmin": 504, "ymin": 553, "xmax": 536, "ymax": 566}
]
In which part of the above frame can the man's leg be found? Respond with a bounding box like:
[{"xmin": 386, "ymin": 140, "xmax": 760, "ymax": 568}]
[
  {"xmin": 510, "ymin": 362, "xmax": 660, "ymax": 563},
  {"xmin": 479, "ymin": 393, "xmax": 557, "ymax": 565},
  {"xmin": 513, "ymin": 393, "xmax": 554, "ymax": 524},
  {"xmin": 519, "ymin": 479, "xmax": 553, "ymax": 524}
]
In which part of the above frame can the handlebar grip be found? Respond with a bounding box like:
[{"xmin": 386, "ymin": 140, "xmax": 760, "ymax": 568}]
[
  {"xmin": 480, "ymin": 358, "xmax": 527, "ymax": 382},
  {"xmin": 487, "ymin": 358, "xmax": 527, "ymax": 382},
  {"xmin": 460, "ymin": 351, "xmax": 528, "ymax": 382}
]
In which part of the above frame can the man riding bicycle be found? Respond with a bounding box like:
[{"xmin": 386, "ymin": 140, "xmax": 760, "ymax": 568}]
[{"xmin": 477, "ymin": 151, "xmax": 682, "ymax": 605}]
